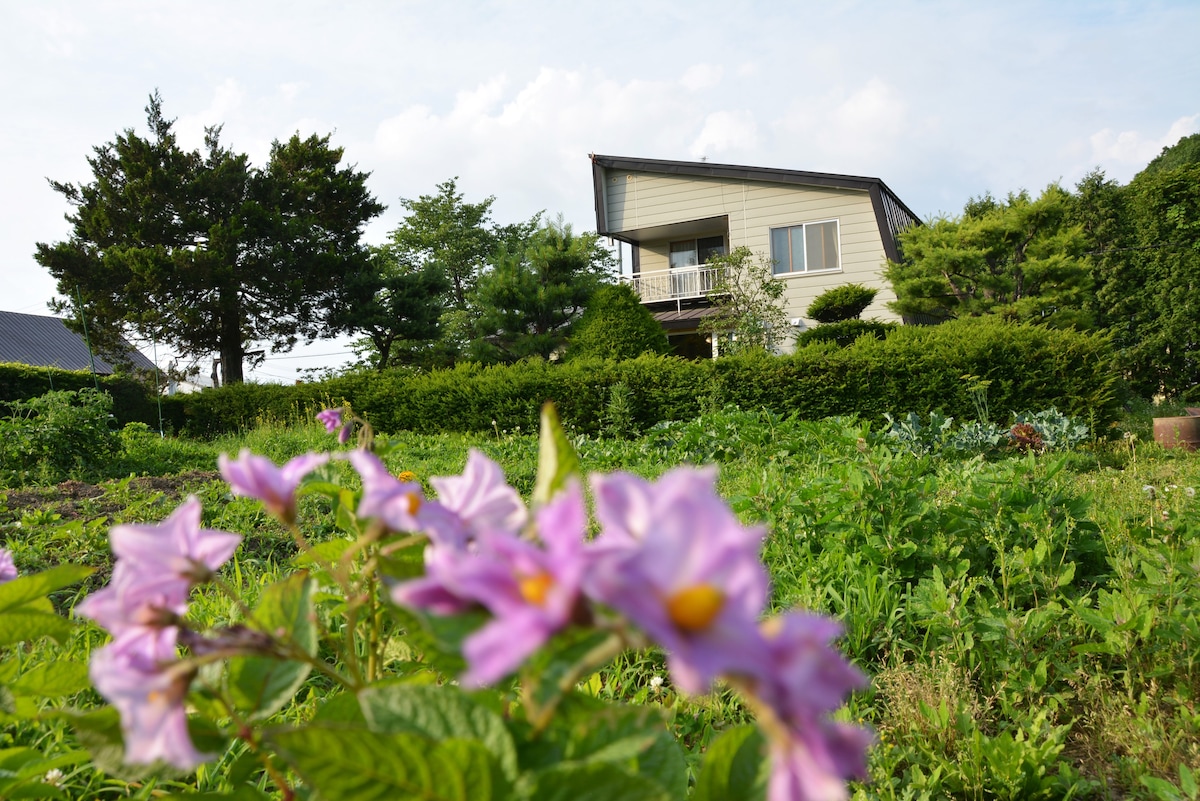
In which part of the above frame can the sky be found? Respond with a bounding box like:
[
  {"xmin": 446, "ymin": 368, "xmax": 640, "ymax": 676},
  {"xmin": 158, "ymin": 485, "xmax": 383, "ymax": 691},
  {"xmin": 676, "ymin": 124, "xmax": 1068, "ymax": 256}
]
[{"xmin": 2, "ymin": 0, "xmax": 1197, "ymax": 384}]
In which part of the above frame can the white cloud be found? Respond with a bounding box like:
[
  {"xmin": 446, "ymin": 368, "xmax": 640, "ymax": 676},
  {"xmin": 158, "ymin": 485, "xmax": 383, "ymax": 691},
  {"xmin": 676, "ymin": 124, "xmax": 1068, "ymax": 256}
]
[
  {"xmin": 689, "ymin": 110, "xmax": 758, "ymax": 158},
  {"xmin": 175, "ymin": 79, "xmax": 247, "ymax": 150},
  {"xmin": 680, "ymin": 64, "xmax": 723, "ymax": 92},
  {"xmin": 1089, "ymin": 113, "xmax": 1200, "ymax": 169},
  {"xmin": 278, "ymin": 82, "xmax": 305, "ymax": 102}
]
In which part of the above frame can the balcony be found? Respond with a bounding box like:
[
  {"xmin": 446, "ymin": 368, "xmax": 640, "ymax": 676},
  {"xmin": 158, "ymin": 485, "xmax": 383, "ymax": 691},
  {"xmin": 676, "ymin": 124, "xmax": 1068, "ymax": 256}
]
[{"xmin": 620, "ymin": 266, "xmax": 728, "ymax": 307}]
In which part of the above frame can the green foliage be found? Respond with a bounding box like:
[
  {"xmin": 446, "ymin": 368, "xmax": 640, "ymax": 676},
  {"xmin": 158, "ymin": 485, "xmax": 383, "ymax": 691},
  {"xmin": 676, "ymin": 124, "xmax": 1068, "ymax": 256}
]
[
  {"xmin": 794, "ymin": 319, "xmax": 896, "ymax": 349},
  {"xmin": 696, "ymin": 247, "xmax": 789, "ymax": 355},
  {"xmin": 806, "ymin": 283, "xmax": 879, "ymax": 323},
  {"xmin": 886, "ymin": 185, "xmax": 1092, "ymax": 328},
  {"xmin": 565, "ymin": 283, "xmax": 670, "ymax": 362},
  {"xmin": 0, "ymin": 363, "xmax": 160, "ymax": 428},
  {"xmin": 35, "ymin": 92, "xmax": 383, "ymax": 384},
  {"xmin": 1112, "ymin": 163, "xmax": 1200, "ymax": 398},
  {"xmin": 337, "ymin": 246, "xmax": 451, "ymax": 371},
  {"xmin": 158, "ymin": 318, "xmax": 1119, "ymax": 440},
  {"xmin": 386, "ymin": 177, "xmax": 529, "ymax": 314},
  {"xmin": 469, "ymin": 218, "xmax": 614, "ymax": 363},
  {"xmin": 1139, "ymin": 131, "xmax": 1200, "ymax": 178},
  {"xmin": 0, "ymin": 389, "xmax": 122, "ymax": 486}
]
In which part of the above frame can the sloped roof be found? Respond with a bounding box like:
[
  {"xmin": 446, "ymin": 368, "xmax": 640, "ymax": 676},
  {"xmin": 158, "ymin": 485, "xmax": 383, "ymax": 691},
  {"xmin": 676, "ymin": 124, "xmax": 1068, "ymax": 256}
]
[
  {"xmin": 0, "ymin": 311, "xmax": 157, "ymax": 374},
  {"xmin": 590, "ymin": 154, "xmax": 921, "ymax": 262}
]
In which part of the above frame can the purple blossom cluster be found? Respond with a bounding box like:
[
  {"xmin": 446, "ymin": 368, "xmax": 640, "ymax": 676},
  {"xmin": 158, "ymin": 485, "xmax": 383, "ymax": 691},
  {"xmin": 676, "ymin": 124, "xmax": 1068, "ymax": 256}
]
[
  {"xmin": 76, "ymin": 411, "xmax": 871, "ymax": 796},
  {"xmin": 365, "ymin": 448, "xmax": 872, "ymax": 799},
  {"xmin": 76, "ymin": 498, "xmax": 241, "ymax": 769},
  {"xmin": 0, "ymin": 547, "xmax": 16, "ymax": 583}
]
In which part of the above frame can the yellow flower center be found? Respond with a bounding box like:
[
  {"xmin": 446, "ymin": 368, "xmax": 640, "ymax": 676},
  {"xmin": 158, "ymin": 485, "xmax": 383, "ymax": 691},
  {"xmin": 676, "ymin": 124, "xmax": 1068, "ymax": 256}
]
[
  {"xmin": 666, "ymin": 584, "xmax": 725, "ymax": 632},
  {"xmin": 518, "ymin": 572, "xmax": 555, "ymax": 606},
  {"xmin": 404, "ymin": 493, "xmax": 421, "ymax": 516}
]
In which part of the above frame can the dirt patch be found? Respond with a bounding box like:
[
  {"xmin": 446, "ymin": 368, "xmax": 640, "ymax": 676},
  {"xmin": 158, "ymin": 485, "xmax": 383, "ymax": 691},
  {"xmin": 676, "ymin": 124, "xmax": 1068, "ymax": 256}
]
[{"xmin": 2, "ymin": 471, "xmax": 222, "ymax": 519}]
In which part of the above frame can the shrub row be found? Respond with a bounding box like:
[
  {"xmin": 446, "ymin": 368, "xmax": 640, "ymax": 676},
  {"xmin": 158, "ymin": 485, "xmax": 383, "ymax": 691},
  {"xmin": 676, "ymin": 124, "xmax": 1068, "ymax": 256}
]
[
  {"xmin": 155, "ymin": 319, "xmax": 1120, "ymax": 438},
  {"xmin": 0, "ymin": 363, "xmax": 161, "ymax": 428},
  {"xmin": 4, "ymin": 320, "xmax": 1120, "ymax": 439}
]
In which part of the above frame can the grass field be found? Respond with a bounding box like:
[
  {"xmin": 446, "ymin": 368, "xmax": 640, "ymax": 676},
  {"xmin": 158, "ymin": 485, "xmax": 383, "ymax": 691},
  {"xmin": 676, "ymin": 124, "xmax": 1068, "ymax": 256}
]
[{"xmin": 2, "ymin": 405, "xmax": 1199, "ymax": 799}]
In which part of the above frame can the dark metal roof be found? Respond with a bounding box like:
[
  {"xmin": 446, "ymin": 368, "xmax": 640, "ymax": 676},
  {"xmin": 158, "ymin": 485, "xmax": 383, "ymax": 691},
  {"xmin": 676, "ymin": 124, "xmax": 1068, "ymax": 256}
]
[
  {"xmin": 590, "ymin": 154, "xmax": 921, "ymax": 262},
  {"xmin": 0, "ymin": 311, "xmax": 157, "ymax": 374}
]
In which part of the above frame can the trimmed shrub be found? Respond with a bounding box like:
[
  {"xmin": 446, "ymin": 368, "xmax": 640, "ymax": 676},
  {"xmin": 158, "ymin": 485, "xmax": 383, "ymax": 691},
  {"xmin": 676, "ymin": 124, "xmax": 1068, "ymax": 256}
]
[
  {"xmin": 566, "ymin": 284, "xmax": 671, "ymax": 361},
  {"xmin": 150, "ymin": 318, "xmax": 1121, "ymax": 439},
  {"xmin": 806, "ymin": 283, "xmax": 879, "ymax": 323},
  {"xmin": 0, "ymin": 362, "xmax": 160, "ymax": 428},
  {"xmin": 795, "ymin": 319, "xmax": 897, "ymax": 349}
]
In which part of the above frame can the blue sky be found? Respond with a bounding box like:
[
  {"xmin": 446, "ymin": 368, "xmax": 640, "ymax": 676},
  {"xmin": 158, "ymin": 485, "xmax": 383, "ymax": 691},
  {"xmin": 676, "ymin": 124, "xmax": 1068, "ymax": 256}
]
[{"xmin": 2, "ymin": 0, "xmax": 1196, "ymax": 381}]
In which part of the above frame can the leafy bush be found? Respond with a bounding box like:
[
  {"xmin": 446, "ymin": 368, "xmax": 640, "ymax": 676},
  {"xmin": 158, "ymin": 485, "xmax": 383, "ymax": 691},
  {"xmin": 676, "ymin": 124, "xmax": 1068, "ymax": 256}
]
[
  {"xmin": 163, "ymin": 318, "xmax": 1120, "ymax": 439},
  {"xmin": 0, "ymin": 388, "xmax": 122, "ymax": 485},
  {"xmin": 0, "ymin": 362, "xmax": 160, "ymax": 427},
  {"xmin": 884, "ymin": 407, "xmax": 1089, "ymax": 457},
  {"xmin": 806, "ymin": 283, "xmax": 879, "ymax": 322},
  {"xmin": 795, "ymin": 319, "xmax": 896, "ymax": 348},
  {"xmin": 565, "ymin": 283, "xmax": 671, "ymax": 361}
]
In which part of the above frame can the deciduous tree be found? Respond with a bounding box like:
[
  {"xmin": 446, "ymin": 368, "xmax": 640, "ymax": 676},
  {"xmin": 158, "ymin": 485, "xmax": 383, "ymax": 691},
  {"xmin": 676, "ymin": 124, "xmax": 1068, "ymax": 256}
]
[{"xmin": 697, "ymin": 246, "xmax": 789, "ymax": 355}]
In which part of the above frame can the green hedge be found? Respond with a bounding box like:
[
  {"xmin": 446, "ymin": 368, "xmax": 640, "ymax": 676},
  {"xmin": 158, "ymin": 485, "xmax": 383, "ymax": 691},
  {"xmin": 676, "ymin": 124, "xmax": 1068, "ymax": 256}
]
[
  {"xmin": 0, "ymin": 363, "xmax": 161, "ymax": 428},
  {"xmin": 6, "ymin": 319, "xmax": 1118, "ymax": 439}
]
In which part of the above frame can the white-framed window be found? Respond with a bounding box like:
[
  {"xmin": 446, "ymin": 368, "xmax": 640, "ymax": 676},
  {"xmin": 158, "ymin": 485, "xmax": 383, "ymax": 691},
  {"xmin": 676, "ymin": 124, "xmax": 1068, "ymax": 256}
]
[
  {"xmin": 669, "ymin": 235, "xmax": 726, "ymax": 270},
  {"xmin": 770, "ymin": 220, "xmax": 840, "ymax": 275}
]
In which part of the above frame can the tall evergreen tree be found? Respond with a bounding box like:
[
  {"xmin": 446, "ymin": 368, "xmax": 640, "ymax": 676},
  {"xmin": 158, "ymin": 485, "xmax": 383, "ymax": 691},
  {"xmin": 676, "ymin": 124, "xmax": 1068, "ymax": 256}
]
[
  {"xmin": 885, "ymin": 186, "xmax": 1091, "ymax": 328},
  {"xmin": 36, "ymin": 92, "xmax": 383, "ymax": 384},
  {"xmin": 469, "ymin": 218, "xmax": 613, "ymax": 362}
]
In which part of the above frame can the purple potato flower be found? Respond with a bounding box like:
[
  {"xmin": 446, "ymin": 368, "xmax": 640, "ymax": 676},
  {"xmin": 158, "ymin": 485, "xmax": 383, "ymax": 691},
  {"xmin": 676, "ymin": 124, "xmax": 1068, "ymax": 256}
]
[
  {"xmin": 109, "ymin": 496, "xmax": 242, "ymax": 586},
  {"xmin": 0, "ymin": 548, "xmax": 16, "ymax": 583},
  {"xmin": 752, "ymin": 612, "xmax": 873, "ymax": 801},
  {"xmin": 90, "ymin": 627, "xmax": 209, "ymax": 769},
  {"xmin": 585, "ymin": 467, "xmax": 771, "ymax": 694},
  {"xmin": 429, "ymin": 449, "xmax": 528, "ymax": 541},
  {"xmin": 76, "ymin": 559, "xmax": 190, "ymax": 636},
  {"xmin": 393, "ymin": 482, "xmax": 591, "ymax": 686},
  {"xmin": 316, "ymin": 408, "xmax": 353, "ymax": 444},
  {"xmin": 349, "ymin": 451, "xmax": 449, "ymax": 537},
  {"xmin": 316, "ymin": 408, "xmax": 342, "ymax": 433},
  {"xmin": 219, "ymin": 450, "xmax": 329, "ymax": 525}
]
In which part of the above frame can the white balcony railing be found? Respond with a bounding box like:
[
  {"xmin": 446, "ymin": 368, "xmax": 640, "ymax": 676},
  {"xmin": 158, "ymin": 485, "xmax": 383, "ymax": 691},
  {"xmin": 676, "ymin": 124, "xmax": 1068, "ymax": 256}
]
[{"xmin": 620, "ymin": 266, "xmax": 728, "ymax": 303}]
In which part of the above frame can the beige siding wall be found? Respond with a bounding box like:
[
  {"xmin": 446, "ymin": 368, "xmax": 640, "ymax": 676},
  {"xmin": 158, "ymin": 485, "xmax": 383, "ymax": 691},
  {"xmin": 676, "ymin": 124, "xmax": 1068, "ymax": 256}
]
[{"xmin": 606, "ymin": 170, "xmax": 899, "ymax": 332}]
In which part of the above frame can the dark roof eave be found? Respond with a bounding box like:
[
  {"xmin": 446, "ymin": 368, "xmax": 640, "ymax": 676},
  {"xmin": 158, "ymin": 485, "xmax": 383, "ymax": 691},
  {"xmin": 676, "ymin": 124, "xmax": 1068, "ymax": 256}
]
[{"xmin": 590, "ymin": 153, "xmax": 921, "ymax": 254}]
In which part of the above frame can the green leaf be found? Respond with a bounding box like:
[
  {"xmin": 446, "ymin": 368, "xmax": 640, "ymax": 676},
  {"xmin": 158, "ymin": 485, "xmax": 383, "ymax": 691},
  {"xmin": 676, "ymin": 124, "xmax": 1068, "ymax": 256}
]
[
  {"xmin": 268, "ymin": 726, "xmax": 509, "ymax": 801},
  {"xmin": 522, "ymin": 629, "xmax": 615, "ymax": 722},
  {"xmin": 314, "ymin": 691, "xmax": 368, "ymax": 725},
  {"xmin": 0, "ymin": 607, "xmax": 75, "ymax": 647},
  {"xmin": 532, "ymin": 402, "xmax": 581, "ymax": 508},
  {"xmin": 358, "ymin": 683, "xmax": 518, "ymax": 781},
  {"xmin": 226, "ymin": 573, "xmax": 317, "ymax": 720},
  {"xmin": 527, "ymin": 761, "xmax": 671, "ymax": 801},
  {"xmin": 292, "ymin": 538, "xmax": 353, "ymax": 570},
  {"xmin": 0, "ymin": 565, "xmax": 92, "ymax": 614},
  {"xmin": 692, "ymin": 725, "xmax": 769, "ymax": 801},
  {"xmin": 10, "ymin": 661, "xmax": 90, "ymax": 697}
]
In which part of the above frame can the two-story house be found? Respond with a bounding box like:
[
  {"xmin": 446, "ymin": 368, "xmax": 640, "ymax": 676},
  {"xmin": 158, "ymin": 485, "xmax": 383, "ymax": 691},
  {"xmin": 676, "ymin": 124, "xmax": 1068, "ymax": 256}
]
[{"xmin": 590, "ymin": 154, "xmax": 920, "ymax": 357}]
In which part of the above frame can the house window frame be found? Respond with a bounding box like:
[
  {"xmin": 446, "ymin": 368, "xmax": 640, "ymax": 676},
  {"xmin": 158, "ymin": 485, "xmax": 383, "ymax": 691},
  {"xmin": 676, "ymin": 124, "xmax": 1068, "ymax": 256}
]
[
  {"xmin": 668, "ymin": 234, "xmax": 726, "ymax": 271},
  {"xmin": 769, "ymin": 219, "xmax": 841, "ymax": 276}
]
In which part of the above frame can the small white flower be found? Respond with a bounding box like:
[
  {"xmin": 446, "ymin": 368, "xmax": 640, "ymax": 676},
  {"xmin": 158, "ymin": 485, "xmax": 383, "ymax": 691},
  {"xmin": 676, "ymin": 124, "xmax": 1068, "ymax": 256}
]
[
  {"xmin": 1143, "ymin": 485, "xmax": 1157, "ymax": 499},
  {"xmin": 649, "ymin": 675, "xmax": 664, "ymax": 693},
  {"xmin": 1187, "ymin": 487, "xmax": 1196, "ymax": 498},
  {"xmin": 43, "ymin": 769, "xmax": 64, "ymax": 786}
]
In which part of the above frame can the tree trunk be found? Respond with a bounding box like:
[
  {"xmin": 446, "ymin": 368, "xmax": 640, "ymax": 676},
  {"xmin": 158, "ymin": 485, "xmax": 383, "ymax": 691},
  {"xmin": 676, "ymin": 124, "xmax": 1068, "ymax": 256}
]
[{"xmin": 218, "ymin": 287, "xmax": 245, "ymax": 384}]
